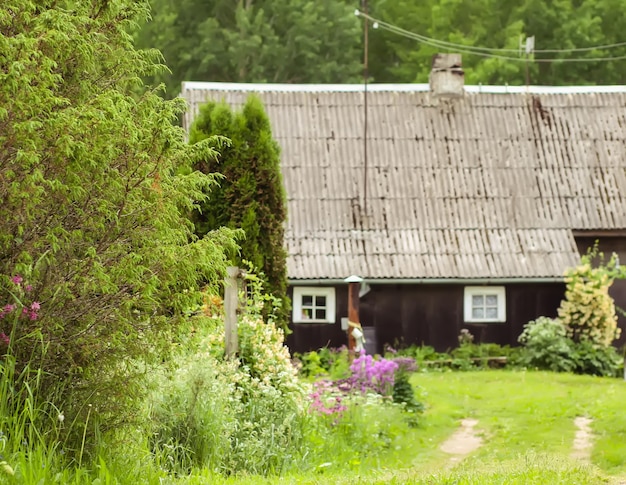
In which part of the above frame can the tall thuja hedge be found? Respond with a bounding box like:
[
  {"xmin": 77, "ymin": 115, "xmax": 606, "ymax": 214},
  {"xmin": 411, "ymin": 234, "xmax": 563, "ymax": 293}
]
[
  {"xmin": 190, "ymin": 97, "xmax": 289, "ymax": 329},
  {"xmin": 0, "ymin": 0, "xmax": 237, "ymax": 450}
]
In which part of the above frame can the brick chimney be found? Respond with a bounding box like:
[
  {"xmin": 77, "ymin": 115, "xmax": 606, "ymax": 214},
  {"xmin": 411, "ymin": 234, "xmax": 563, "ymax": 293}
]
[{"xmin": 429, "ymin": 54, "xmax": 464, "ymax": 97}]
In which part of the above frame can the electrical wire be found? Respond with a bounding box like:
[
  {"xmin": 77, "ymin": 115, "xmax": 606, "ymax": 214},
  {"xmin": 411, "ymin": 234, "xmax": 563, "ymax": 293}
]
[{"xmin": 355, "ymin": 10, "xmax": 626, "ymax": 62}]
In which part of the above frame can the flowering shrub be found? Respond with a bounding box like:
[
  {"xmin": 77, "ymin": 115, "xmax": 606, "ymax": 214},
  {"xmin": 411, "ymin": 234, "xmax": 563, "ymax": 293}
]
[
  {"xmin": 348, "ymin": 354, "xmax": 398, "ymax": 396},
  {"xmin": 309, "ymin": 379, "xmax": 348, "ymax": 419},
  {"xmin": 307, "ymin": 353, "xmax": 422, "ymax": 424},
  {"xmin": 150, "ymin": 274, "xmax": 310, "ymax": 475},
  {"xmin": 0, "ymin": 273, "xmax": 41, "ymax": 351},
  {"xmin": 558, "ymin": 250, "xmax": 624, "ymax": 346}
]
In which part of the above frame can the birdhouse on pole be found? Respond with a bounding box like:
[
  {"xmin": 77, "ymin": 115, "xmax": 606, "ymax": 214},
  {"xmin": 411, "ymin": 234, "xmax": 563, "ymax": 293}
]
[{"xmin": 344, "ymin": 275, "xmax": 364, "ymax": 356}]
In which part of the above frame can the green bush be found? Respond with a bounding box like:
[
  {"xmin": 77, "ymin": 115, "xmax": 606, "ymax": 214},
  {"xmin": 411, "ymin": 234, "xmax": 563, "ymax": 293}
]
[
  {"xmin": 518, "ymin": 317, "xmax": 577, "ymax": 373},
  {"xmin": 0, "ymin": 0, "xmax": 238, "ymax": 453},
  {"xmin": 572, "ymin": 340, "xmax": 623, "ymax": 377},
  {"xmin": 518, "ymin": 316, "xmax": 623, "ymax": 377},
  {"xmin": 295, "ymin": 347, "xmax": 351, "ymax": 379},
  {"xmin": 149, "ymin": 280, "xmax": 309, "ymax": 476}
]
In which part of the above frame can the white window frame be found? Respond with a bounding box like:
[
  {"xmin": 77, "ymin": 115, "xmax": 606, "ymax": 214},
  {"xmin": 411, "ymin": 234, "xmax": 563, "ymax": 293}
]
[
  {"xmin": 292, "ymin": 287, "xmax": 336, "ymax": 324},
  {"xmin": 463, "ymin": 286, "xmax": 506, "ymax": 323}
]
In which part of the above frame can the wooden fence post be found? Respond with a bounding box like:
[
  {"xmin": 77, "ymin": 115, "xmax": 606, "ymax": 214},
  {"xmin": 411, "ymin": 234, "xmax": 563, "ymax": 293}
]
[{"xmin": 224, "ymin": 266, "xmax": 240, "ymax": 359}]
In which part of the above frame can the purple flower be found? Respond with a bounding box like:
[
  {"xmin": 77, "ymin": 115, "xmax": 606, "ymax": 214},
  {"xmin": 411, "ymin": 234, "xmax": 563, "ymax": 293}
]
[
  {"xmin": 2, "ymin": 304, "xmax": 16, "ymax": 314},
  {"xmin": 11, "ymin": 275, "xmax": 23, "ymax": 285},
  {"xmin": 25, "ymin": 285, "xmax": 32, "ymax": 292},
  {"xmin": 392, "ymin": 356, "xmax": 418, "ymax": 373}
]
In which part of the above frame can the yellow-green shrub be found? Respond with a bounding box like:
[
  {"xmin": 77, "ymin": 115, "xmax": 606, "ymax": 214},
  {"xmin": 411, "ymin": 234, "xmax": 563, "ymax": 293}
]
[{"xmin": 558, "ymin": 251, "xmax": 624, "ymax": 346}]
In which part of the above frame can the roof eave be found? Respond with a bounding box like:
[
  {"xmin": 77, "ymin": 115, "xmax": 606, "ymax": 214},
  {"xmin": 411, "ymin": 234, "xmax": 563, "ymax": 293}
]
[{"xmin": 288, "ymin": 277, "xmax": 565, "ymax": 285}]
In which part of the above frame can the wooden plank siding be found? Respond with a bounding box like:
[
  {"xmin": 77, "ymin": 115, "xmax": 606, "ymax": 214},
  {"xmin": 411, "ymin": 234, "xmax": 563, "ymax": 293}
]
[{"xmin": 286, "ymin": 283, "xmax": 567, "ymax": 353}]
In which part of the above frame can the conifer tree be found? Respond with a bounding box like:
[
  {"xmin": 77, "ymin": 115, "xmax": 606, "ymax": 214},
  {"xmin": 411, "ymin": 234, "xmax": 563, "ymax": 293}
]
[{"xmin": 191, "ymin": 96, "xmax": 290, "ymax": 329}]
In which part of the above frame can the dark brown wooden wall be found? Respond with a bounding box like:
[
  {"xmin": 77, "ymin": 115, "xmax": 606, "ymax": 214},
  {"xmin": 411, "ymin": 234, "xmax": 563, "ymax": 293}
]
[{"xmin": 287, "ymin": 283, "xmax": 567, "ymax": 354}]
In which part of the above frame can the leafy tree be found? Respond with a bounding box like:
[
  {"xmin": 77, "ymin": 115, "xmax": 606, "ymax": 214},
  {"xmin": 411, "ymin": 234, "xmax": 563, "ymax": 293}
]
[
  {"xmin": 135, "ymin": 0, "xmax": 363, "ymax": 97},
  {"xmin": 367, "ymin": 0, "xmax": 626, "ymax": 85},
  {"xmin": 0, "ymin": 0, "xmax": 237, "ymax": 449},
  {"xmin": 190, "ymin": 96, "xmax": 289, "ymax": 330}
]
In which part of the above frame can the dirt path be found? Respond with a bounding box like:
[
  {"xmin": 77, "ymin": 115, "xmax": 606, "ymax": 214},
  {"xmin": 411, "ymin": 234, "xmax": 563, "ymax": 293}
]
[
  {"xmin": 439, "ymin": 418, "xmax": 483, "ymax": 465},
  {"xmin": 571, "ymin": 416, "xmax": 593, "ymax": 462}
]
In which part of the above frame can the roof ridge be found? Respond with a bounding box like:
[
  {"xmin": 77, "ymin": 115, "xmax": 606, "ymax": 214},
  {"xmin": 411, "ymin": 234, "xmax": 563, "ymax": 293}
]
[{"xmin": 181, "ymin": 81, "xmax": 626, "ymax": 95}]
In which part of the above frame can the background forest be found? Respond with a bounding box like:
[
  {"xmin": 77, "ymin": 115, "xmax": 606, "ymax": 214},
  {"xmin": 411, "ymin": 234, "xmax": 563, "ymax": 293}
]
[{"xmin": 136, "ymin": 0, "xmax": 626, "ymax": 98}]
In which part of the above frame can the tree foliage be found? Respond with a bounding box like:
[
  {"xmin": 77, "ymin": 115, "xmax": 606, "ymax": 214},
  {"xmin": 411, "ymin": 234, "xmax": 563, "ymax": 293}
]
[
  {"xmin": 367, "ymin": 0, "xmax": 626, "ymax": 85},
  {"xmin": 137, "ymin": 0, "xmax": 626, "ymax": 90},
  {"xmin": 0, "ymin": 0, "xmax": 237, "ymax": 448},
  {"xmin": 134, "ymin": 0, "xmax": 363, "ymax": 97},
  {"xmin": 190, "ymin": 96, "xmax": 289, "ymax": 329}
]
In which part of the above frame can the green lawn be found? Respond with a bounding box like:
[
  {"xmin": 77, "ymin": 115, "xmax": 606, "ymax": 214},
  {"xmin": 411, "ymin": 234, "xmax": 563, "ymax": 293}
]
[{"xmin": 415, "ymin": 370, "xmax": 626, "ymax": 477}]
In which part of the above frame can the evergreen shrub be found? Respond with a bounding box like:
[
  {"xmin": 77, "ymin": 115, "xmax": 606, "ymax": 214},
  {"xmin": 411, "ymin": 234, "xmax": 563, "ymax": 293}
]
[{"xmin": 190, "ymin": 97, "xmax": 290, "ymax": 330}]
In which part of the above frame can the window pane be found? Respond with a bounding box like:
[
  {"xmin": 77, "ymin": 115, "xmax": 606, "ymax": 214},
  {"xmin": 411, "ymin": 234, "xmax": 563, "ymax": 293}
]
[
  {"xmin": 485, "ymin": 295, "xmax": 498, "ymax": 306},
  {"xmin": 472, "ymin": 308, "xmax": 484, "ymax": 319},
  {"xmin": 486, "ymin": 307, "xmax": 498, "ymax": 318},
  {"xmin": 301, "ymin": 309, "xmax": 312, "ymax": 319},
  {"xmin": 302, "ymin": 295, "xmax": 313, "ymax": 306},
  {"xmin": 472, "ymin": 295, "xmax": 484, "ymax": 306},
  {"xmin": 315, "ymin": 309, "xmax": 326, "ymax": 320},
  {"xmin": 316, "ymin": 295, "xmax": 326, "ymax": 307}
]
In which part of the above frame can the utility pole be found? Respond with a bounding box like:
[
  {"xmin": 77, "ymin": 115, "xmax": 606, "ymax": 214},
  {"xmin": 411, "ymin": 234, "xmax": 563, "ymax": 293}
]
[
  {"xmin": 525, "ymin": 36, "xmax": 535, "ymax": 86},
  {"xmin": 362, "ymin": 0, "xmax": 369, "ymax": 219}
]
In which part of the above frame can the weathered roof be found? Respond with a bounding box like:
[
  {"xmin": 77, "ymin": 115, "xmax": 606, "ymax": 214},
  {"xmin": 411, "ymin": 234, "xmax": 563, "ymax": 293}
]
[{"xmin": 181, "ymin": 82, "xmax": 626, "ymax": 281}]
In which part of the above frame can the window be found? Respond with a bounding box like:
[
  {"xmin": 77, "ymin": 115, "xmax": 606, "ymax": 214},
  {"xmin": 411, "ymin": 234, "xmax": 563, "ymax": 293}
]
[
  {"xmin": 463, "ymin": 286, "xmax": 506, "ymax": 323},
  {"xmin": 292, "ymin": 287, "xmax": 336, "ymax": 324}
]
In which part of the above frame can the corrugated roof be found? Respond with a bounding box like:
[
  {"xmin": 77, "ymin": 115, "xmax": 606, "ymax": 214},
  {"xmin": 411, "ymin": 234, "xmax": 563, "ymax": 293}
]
[{"xmin": 181, "ymin": 83, "xmax": 626, "ymax": 280}]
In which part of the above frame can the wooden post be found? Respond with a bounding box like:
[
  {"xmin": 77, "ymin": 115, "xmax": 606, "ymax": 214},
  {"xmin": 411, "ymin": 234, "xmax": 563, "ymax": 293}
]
[
  {"xmin": 344, "ymin": 275, "xmax": 363, "ymax": 358},
  {"xmin": 224, "ymin": 266, "xmax": 240, "ymax": 359}
]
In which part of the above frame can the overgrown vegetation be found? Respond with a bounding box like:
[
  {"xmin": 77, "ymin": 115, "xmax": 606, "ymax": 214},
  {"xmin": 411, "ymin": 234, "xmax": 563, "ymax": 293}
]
[
  {"xmin": 0, "ymin": 0, "xmax": 237, "ymax": 453},
  {"xmin": 149, "ymin": 283, "xmax": 307, "ymax": 475},
  {"xmin": 519, "ymin": 248, "xmax": 625, "ymax": 377}
]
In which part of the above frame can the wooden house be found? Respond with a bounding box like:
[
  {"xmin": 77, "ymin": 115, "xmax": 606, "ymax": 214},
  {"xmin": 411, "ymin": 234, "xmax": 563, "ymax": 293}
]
[{"xmin": 181, "ymin": 68, "xmax": 626, "ymax": 353}]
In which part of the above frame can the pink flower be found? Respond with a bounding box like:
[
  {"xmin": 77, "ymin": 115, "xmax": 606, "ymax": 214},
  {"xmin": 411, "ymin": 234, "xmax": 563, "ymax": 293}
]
[
  {"xmin": 0, "ymin": 333, "xmax": 9, "ymax": 345},
  {"xmin": 3, "ymin": 304, "xmax": 15, "ymax": 314},
  {"xmin": 11, "ymin": 275, "xmax": 23, "ymax": 285},
  {"xmin": 29, "ymin": 311, "xmax": 38, "ymax": 321},
  {"xmin": 25, "ymin": 285, "xmax": 33, "ymax": 292},
  {"xmin": 30, "ymin": 302, "xmax": 40, "ymax": 311}
]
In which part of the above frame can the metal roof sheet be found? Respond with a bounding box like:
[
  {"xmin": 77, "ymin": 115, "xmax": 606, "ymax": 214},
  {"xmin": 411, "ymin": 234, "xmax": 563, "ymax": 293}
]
[{"xmin": 181, "ymin": 83, "xmax": 626, "ymax": 280}]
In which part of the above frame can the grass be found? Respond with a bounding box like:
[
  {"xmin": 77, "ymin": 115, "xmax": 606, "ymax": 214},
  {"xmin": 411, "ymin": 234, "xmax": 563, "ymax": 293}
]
[
  {"xmin": 2, "ymin": 370, "xmax": 626, "ymax": 484},
  {"xmin": 150, "ymin": 370, "xmax": 626, "ymax": 484},
  {"xmin": 208, "ymin": 370, "xmax": 626, "ymax": 484},
  {"xmin": 414, "ymin": 370, "xmax": 626, "ymax": 477}
]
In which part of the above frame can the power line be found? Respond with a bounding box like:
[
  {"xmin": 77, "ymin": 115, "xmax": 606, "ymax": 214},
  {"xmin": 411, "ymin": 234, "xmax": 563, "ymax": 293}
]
[{"xmin": 355, "ymin": 10, "xmax": 626, "ymax": 63}]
